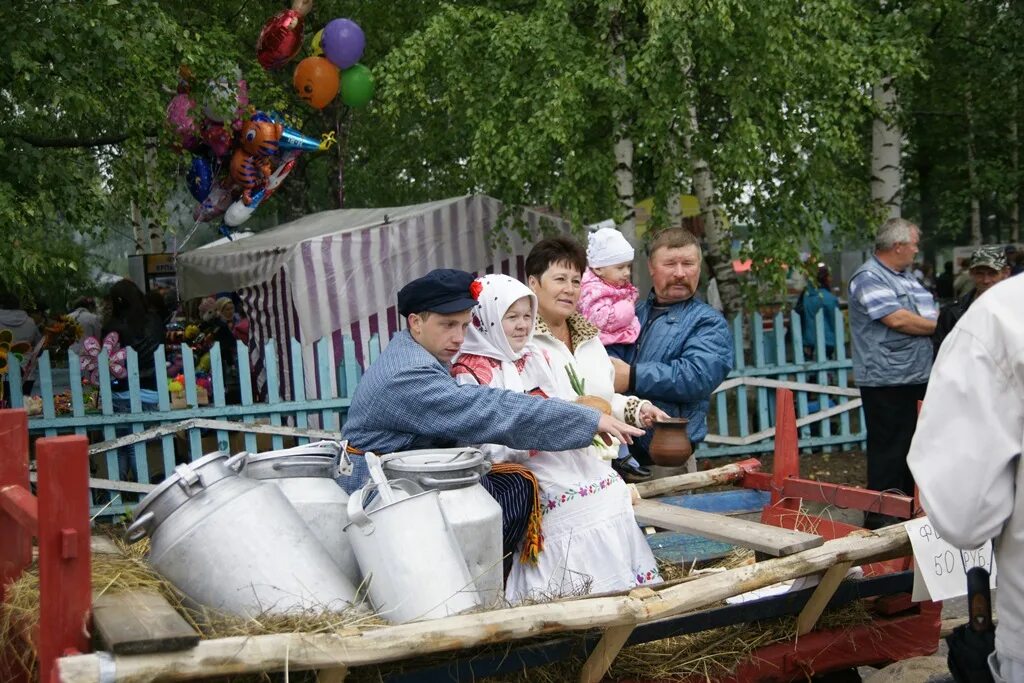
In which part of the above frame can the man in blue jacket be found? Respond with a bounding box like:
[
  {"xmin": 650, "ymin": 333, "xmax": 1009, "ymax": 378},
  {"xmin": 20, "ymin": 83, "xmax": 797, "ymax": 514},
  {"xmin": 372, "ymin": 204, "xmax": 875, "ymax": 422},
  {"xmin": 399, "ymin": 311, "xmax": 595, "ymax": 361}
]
[{"xmin": 609, "ymin": 229, "xmax": 734, "ymax": 473}]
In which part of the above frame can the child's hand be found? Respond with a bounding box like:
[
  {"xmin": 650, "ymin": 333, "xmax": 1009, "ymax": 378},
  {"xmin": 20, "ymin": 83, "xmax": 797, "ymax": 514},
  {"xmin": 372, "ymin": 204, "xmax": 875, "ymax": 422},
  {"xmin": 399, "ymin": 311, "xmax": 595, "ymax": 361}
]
[{"xmin": 639, "ymin": 402, "xmax": 671, "ymax": 427}]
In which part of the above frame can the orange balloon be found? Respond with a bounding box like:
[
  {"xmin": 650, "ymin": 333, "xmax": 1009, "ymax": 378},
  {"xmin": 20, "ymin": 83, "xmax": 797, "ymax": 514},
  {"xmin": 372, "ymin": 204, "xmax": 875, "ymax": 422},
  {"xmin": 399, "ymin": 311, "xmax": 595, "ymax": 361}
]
[{"xmin": 292, "ymin": 56, "xmax": 339, "ymax": 109}]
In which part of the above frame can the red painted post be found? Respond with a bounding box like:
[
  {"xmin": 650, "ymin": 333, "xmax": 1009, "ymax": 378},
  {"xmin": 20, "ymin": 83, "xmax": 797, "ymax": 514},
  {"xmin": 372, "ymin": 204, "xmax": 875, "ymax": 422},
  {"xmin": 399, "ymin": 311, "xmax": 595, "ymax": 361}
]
[
  {"xmin": 36, "ymin": 435, "xmax": 92, "ymax": 683},
  {"xmin": 0, "ymin": 410, "xmax": 33, "ymax": 683},
  {"xmin": 771, "ymin": 387, "xmax": 800, "ymax": 511},
  {"xmin": 0, "ymin": 409, "xmax": 31, "ymax": 604}
]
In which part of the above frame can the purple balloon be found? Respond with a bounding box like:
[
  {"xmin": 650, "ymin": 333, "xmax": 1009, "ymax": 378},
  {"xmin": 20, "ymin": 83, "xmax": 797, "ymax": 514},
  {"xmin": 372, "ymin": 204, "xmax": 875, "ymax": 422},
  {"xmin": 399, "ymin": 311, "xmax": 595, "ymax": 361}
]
[{"xmin": 321, "ymin": 18, "xmax": 365, "ymax": 69}]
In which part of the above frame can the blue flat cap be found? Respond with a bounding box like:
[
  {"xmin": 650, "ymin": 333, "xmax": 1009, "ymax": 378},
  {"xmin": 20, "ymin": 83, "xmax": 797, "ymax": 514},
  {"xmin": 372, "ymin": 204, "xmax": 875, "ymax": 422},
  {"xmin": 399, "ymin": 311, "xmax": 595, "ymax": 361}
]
[{"xmin": 397, "ymin": 269, "xmax": 478, "ymax": 316}]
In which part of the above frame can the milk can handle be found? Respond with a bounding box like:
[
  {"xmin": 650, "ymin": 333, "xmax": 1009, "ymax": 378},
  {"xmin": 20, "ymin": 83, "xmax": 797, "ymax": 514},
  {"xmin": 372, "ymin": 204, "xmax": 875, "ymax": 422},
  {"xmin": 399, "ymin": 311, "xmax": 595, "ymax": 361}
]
[
  {"xmin": 346, "ymin": 483, "xmax": 377, "ymax": 533},
  {"xmin": 421, "ymin": 473, "xmax": 480, "ymax": 488},
  {"xmin": 346, "ymin": 478, "xmax": 424, "ymax": 534},
  {"xmin": 225, "ymin": 452, "xmax": 248, "ymax": 472},
  {"xmin": 125, "ymin": 511, "xmax": 155, "ymax": 543}
]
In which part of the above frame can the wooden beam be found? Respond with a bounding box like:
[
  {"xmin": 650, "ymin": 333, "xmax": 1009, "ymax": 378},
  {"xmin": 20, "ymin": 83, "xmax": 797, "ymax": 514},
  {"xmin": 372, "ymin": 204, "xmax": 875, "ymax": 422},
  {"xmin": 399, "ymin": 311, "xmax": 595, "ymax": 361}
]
[
  {"xmin": 190, "ymin": 418, "xmax": 341, "ymax": 441},
  {"xmin": 795, "ymin": 561, "xmax": 853, "ymax": 636},
  {"xmin": 57, "ymin": 525, "xmax": 912, "ymax": 683},
  {"xmin": 90, "ymin": 536, "xmax": 120, "ymax": 555},
  {"xmin": 741, "ymin": 473, "xmax": 915, "ymax": 519},
  {"xmin": 86, "ymin": 417, "xmax": 342, "ymax": 456},
  {"xmin": 632, "ymin": 500, "xmax": 823, "ymax": 557},
  {"xmin": 578, "ymin": 623, "xmax": 634, "ymax": 683},
  {"xmin": 633, "ymin": 459, "xmax": 761, "ymax": 499},
  {"xmin": 88, "ymin": 420, "xmax": 198, "ymax": 455},
  {"xmin": 741, "ymin": 377, "xmax": 861, "ymax": 397},
  {"xmin": 92, "ymin": 590, "xmax": 200, "ymax": 655},
  {"xmin": 711, "ymin": 376, "xmax": 862, "ymax": 398},
  {"xmin": 31, "ymin": 473, "xmax": 156, "ymax": 494},
  {"xmin": 702, "ymin": 399, "xmax": 862, "ymax": 447}
]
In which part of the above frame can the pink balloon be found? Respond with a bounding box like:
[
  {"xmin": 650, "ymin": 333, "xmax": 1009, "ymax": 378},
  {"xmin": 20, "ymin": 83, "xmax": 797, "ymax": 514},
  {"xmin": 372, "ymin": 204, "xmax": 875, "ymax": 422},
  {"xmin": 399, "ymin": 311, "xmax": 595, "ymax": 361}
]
[{"xmin": 166, "ymin": 93, "xmax": 201, "ymax": 151}]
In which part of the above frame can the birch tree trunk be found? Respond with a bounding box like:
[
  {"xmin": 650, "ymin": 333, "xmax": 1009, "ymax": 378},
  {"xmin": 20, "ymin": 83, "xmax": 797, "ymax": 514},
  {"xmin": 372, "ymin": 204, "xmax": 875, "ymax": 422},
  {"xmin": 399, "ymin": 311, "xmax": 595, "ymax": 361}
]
[
  {"xmin": 684, "ymin": 104, "xmax": 742, "ymax": 317},
  {"xmin": 609, "ymin": 3, "xmax": 636, "ymax": 248},
  {"xmin": 130, "ymin": 199, "xmax": 147, "ymax": 255},
  {"xmin": 871, "ymin": 77, "xmax": 902, "ymax": 220},
  {"xmin": 144, "ymin": 136, "xmax": 166, "ymax": 253},
  {"xmin": 966, "ymin": 88, "xmax": 982, "ymax": 245}
]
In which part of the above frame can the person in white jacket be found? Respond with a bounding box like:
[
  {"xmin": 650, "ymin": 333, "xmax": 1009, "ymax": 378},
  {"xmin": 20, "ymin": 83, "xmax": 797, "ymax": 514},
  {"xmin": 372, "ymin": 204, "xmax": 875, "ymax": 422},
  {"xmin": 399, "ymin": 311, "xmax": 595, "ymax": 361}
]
[
  {"xmin": 452, "ymin": 273, "xmax": 663, "ymax": 602},
  {"xmin": 907, "ymin": 275, "xmax": 1024, "ymax": 682}
]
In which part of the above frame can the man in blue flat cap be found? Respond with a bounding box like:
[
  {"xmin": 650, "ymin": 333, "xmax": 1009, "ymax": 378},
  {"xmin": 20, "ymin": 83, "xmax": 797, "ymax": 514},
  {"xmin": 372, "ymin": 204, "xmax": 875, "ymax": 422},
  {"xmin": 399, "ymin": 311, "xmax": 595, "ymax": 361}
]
[{"xmin": 342, "ymin": 268, "xmax": 643, "ymax": 570}]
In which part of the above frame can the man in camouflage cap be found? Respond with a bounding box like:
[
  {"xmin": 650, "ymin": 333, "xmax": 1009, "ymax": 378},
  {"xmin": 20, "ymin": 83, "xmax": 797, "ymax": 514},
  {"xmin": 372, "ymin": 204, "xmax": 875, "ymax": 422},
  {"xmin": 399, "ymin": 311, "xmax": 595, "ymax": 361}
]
[{"xmin": 933, "ymin": 245, "xmax": 1011, "ymax": 355}]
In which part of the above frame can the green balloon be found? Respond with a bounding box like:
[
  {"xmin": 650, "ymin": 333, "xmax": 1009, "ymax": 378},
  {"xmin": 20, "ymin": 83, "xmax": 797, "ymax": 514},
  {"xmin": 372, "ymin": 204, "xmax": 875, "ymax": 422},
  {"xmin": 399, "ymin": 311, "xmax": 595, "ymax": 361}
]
[{"xmin": 340, "ymin": 64, "xmax": 374, "ymax": 108}]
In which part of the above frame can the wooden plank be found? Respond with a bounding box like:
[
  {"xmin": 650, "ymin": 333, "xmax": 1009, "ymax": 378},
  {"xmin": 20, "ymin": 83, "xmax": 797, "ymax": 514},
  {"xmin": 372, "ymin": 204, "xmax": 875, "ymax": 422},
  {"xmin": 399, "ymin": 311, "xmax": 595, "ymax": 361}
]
[
  {"xmin": 153, "ymin": 346, "xmax": 176, "ymax": 481},
  {"xmin": 209, "ymin": 342, "xmax": 229, "ymax": 450},
  {"xmin": 92, "ymin": 589, "xmax": 200, "ymax": 655},
  {"xmin": 738, "ymin": 376, "xmax": 861, "ymax": 398},
  {"xmin": 191, "ymin": 419, "xmax": 341, "ymax": 441},
  {"xmin": 90, "ymin": 536, "xmax": 120, "ymax": 555},
  {"xmin": 578, "ymin": 622, "xmax": 635, "ymax": 683},
  {"xmin": 265, "ymin": 339, "xmax": 284, "ymax": 450},
  {"xmin": 58, "ymin": 525, "xmax": 912, "ymax": 683},
  {"xmin": 97, "ymin": 349, "xmax": 118, "ymax": 481},
  {"xmin": 237, "ymin": 341, "xmax": 258, "ymax": 454},
  {"xmin": 8, "ymin": 356, "xmax": 24, "ymax": 408},
  {"xmin": 69, "ymin": 350, "xmax": 87, "ymax": 437},
  {"xmin": 752, "ymin": 312, "xmax": 770, "ymax": 431},
  {"xmin": 291, "ymin": 338, "xmax": 309, "ymax": 443},
  {"xmin": 316, "ymin": 337, "xmax": 336, "ymax": 431},
  {"xmin": 702, "ymin": 399, "xmax": 862, "ymax": 447},
  {"xmin": 742, "ymin": 472, "xmax": 915, "ymax": 519},
  {"xmin": 795, "ymin": 560, "xmax": 853, "ymax": 635},
  {"xmin": 39, "ymin": 351, "xmax": 57, "ymax": 437},
  {"xmin": 633, "ymin": 459, "xmax": 760, "ymax": 498},
  {"xmin": 790, "ymin": 311, "xmax": 811, "ymax": 443},
  {"xmin": 125, "ymin": 348, "xmax": 150, "ymax": 488},
  {"xmin": 181, "ymin": 345, "xmax": 202, "ymax": 459},
  {"xmin": 632, "ymin": 500, "xmax": 823, "ymax": 557},
  {"xmin": 86, "ymin": 418, "xmax": 341, "ymax": 457},
  {"xmin": 731, "ymin": 316, "xmax": 750, "ymax": 438}
]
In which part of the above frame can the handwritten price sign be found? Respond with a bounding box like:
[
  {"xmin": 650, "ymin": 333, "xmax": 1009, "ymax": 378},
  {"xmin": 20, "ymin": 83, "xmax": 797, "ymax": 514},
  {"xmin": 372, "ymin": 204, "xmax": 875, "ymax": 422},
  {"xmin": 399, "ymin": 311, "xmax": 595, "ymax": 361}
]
[{"xmin": 905, "ymin": 516, "xmax": 997, "ymax": 602}]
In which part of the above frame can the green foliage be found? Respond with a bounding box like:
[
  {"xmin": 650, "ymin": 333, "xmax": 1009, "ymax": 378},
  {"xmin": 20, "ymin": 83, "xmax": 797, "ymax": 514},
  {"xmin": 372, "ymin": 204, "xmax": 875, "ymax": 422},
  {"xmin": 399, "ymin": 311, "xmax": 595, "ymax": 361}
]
[
  {"xmin": 2, "ymin": 0, "xmax": 1017, "ymax": 312},
  {"xmin": 902, "ymin": 0, "xmax": 1024, "ymax": 244},
  {"xmin": 376, "ymin": 0, "xmax": 925, "ymax": 307}
]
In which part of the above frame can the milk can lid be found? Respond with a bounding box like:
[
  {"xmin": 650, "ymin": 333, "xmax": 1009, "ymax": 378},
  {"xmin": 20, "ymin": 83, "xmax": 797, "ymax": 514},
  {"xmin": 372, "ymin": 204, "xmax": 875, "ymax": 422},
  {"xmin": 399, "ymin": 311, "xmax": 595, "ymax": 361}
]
[{"xmin": 379, "ymin": 448, "xmax": 484, "ymax": 473}]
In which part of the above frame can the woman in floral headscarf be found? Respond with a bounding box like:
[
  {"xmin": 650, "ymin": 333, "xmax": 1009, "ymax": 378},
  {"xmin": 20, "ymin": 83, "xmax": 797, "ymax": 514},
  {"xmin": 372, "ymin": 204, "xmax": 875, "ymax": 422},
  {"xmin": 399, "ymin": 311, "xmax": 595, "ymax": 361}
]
[{"xmin": 452, "ymin": 274, "xmax": 662, "ymax": 602}]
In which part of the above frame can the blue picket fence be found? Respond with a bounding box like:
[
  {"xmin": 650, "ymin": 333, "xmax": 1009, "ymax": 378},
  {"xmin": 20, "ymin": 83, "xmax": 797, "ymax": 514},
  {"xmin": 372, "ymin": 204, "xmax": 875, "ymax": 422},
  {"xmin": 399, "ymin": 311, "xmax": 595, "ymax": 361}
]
[
  {"xmin": 9, "ymin": 307, "xmax": 861, "ymax": 514},
  {"xmin": 701, "ymin": 307, "xmax": 864, "ymax": 456}
]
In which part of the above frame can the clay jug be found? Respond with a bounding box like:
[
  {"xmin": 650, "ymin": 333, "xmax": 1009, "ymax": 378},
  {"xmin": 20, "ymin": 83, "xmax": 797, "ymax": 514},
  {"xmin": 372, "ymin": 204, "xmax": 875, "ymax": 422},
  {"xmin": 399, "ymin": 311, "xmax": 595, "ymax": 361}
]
[{"xmin": 649, "ymin": 417, "xmax": 693, "ymax": 466}]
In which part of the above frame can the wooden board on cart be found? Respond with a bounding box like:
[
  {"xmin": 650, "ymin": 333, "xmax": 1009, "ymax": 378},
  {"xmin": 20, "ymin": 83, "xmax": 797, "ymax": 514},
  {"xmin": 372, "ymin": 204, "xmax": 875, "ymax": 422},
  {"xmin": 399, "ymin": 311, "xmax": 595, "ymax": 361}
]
[
  {"xmin": 92, "ymin": 589, "xmax": 200, "ymax": 655},
  {"xmin": 633, "ymin": 500, "xmax": 823, "ymax": 557}
]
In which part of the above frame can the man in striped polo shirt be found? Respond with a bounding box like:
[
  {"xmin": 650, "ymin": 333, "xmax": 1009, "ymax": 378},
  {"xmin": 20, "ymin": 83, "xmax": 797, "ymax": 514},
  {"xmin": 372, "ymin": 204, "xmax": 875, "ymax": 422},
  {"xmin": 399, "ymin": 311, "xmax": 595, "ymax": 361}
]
[{"xmin": 848, "ymin": 217, "xmax": 938, "ymax": 529}]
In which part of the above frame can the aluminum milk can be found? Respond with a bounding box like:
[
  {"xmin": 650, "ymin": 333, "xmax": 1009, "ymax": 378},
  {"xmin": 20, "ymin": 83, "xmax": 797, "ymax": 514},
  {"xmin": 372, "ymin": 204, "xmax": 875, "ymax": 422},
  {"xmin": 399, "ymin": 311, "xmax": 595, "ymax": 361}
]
[
  {"xmin": 344, "ymin": 478, "xmax": 481, "ymax": 623},
  {"xmin": 126, "ymin": 451, "xmax": 358, "ymax": 618},
  {"xmin": 380, "ymin": 448, "xmax": 503, "ymax": 606},
  {"xmin": 237, "ymin": 441, "xmax": 361, "ymax": 586}
]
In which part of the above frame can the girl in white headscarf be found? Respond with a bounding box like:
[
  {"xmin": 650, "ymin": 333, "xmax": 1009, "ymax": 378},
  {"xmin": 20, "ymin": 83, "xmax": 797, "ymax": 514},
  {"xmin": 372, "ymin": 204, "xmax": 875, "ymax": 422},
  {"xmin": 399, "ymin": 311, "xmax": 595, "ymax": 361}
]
[{"xmin": 453, "ymin": 274, "xmax": 661, "ymax": 603}]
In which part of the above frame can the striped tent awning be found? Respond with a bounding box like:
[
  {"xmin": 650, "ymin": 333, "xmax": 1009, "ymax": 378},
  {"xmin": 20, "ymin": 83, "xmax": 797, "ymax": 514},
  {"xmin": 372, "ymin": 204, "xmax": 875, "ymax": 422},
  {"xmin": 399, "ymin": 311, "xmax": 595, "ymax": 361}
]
[{"xmin": 176, "ymin": 195, "xmax": 571, "ymax": 398}]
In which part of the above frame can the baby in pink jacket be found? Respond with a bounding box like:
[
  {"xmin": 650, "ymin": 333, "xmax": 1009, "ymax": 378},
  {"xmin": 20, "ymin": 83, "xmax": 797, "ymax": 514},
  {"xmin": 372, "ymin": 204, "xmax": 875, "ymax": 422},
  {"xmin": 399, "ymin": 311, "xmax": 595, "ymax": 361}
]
[{"xmin": 579, "ymin": 225, "xmax": 641, "ymax": 346}]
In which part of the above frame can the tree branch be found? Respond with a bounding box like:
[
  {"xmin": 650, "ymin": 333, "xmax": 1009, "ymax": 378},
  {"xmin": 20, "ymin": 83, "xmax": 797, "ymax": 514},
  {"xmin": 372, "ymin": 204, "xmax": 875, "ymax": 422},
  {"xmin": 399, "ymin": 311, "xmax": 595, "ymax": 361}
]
[{"xmin": 5, "ymin": 131, "xmax": 133, "ymax": 149}]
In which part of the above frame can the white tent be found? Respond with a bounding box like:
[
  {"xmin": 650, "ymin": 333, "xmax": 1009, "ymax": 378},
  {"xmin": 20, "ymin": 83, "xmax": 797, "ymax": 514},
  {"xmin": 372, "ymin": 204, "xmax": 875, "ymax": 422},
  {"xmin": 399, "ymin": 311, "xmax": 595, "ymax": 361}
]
[{"xmin": 177, "ymin": 195, "xmax": 570, "ymax": 398}]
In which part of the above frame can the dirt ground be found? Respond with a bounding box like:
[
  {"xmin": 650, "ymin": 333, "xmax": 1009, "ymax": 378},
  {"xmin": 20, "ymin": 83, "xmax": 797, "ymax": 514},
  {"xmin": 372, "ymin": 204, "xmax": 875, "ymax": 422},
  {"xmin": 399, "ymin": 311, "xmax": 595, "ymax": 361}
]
[{"xmin": 706, "ymin": 447, "xmax": 870, "ymax": 488}]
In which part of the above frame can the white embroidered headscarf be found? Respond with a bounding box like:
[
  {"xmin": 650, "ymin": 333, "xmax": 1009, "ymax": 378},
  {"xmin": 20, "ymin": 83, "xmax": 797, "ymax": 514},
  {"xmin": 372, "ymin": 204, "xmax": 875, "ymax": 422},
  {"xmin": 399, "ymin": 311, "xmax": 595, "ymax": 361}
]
[{"xmin": 455, "ymin": 274, "xmax": 552, "ymax": 393}]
